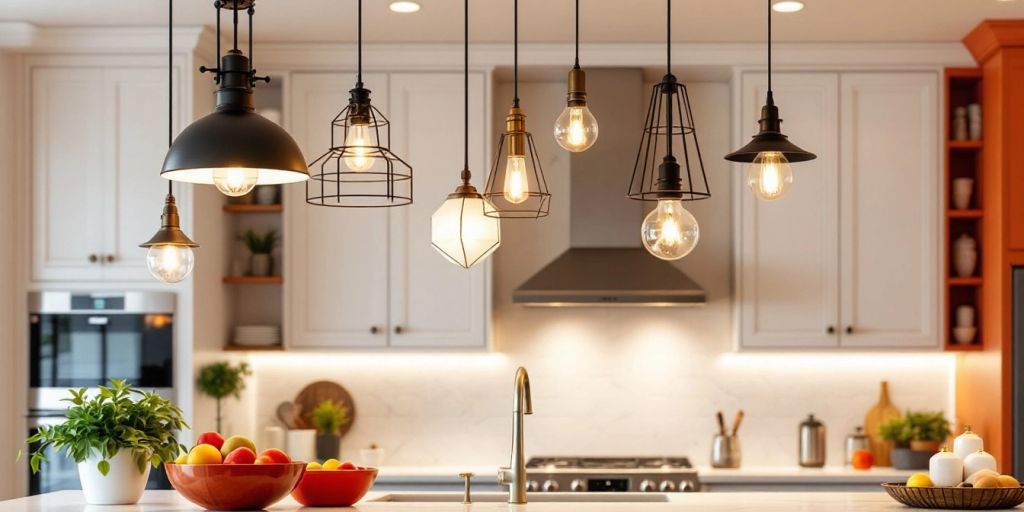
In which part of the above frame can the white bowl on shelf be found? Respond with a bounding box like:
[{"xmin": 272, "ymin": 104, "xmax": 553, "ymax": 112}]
[{"xmin": 952, "ymin": 326, "xmax": 977, "ymax": 345}]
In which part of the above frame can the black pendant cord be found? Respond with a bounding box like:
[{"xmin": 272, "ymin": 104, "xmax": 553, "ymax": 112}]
[
  {"xmin": 767, "ymin": 0, "xmax": 774, "ymax": 105},
  {"xmin": 664, "ymin": 0, "xmax": 673, "ymax": 159},
  {"xmin": 167, "ymin": 0, "xmax": 173, "ymax": 196},
  {"xmin": 232, "ymin": 0, "xmax": 239, "ymax": 51},
  {"xmin": 461, "ymin": 0, "xmax": 470, "ymax": 181},
  {"xmin": 357, "ymin": 0, "xmax": 363, "ymax": 86},
  {"xmin": 248, "ymin": 6, "xmax": 254, "ymax": 77},
  {"xmin": 513, "ymin": 0, "xmax": 519, "ymax": 107},
  {"xmin": 573, "ymin": 0, "xmax": 579, "ymax": 68}
]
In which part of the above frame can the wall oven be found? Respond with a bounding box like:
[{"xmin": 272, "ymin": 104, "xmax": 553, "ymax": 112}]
[{"xmin": 27, "ymin": 291, "xmax": 176, "ymax": 494}]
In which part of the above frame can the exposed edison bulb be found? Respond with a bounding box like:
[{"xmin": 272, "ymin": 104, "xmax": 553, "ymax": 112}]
[
  {"xmin": 554, "ymin": 105, "xmax": 599, "ymax": 152},
  {"xmin": 503, "ymin": 156, "xmax": 530, "ymax": 204},
  {"xmin": 145, "ymin": 244, "xmax": 195, "ymax": 283},
  {"xmin": 747, "ymin": 151, "xmax": 793, "ymax": 201},
  {"xmin": 640, "ymin": 199, "xmax": 699, "ymax": 261},
  {"xmin": 343, "ymin": 123, "xmax": 375, "ymax": 172},
  {"xmin": 212, "ymin": 167, "xmax": 258, "ymax": 197}
]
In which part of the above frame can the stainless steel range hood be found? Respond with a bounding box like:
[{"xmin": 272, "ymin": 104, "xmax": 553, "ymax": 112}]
[{"xmin": 513, "ymin": 69, "xmax": 705, "ymax": 307}]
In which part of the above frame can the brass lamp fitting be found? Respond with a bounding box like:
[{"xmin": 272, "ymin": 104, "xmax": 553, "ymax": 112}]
[
  {"xmin": 505, "ymin": 105, "xmax": 527, "ymax": 156},
  {"xmin": 567, "ymin": 66, "xmax": 587, "ymax": 107}
]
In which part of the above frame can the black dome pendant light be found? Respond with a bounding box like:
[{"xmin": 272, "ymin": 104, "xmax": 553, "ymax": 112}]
[
  {"xmin": 141, "ymin": 0, "xmax": 198, "ymax": 284},
  {"xmin": 161, "ymin": 0, "xmax": 307, "ymax": 197},
  {"xmin": 306, "ymin": 0, "xmax": 413, "ymax": 208},
  {"xmin": 724, "ymin": 0, "xmax": 816, "ymax": 201},
  {"xmin": 628, "ymin": 0, "xmax": 709, "ymax": 261}
]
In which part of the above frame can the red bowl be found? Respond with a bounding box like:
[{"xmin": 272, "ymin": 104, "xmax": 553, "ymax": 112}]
[
  {"xmin": 291, "ymin": 467, "xmax": 378, "ymax": 507},
  {"xmin": 166, "ymin": 462, "xmax": 306, "ymax": 510}
]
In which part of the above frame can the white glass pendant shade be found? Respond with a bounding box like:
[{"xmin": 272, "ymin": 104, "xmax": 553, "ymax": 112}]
[
  {"xmin": 746, "ymin": 151, "xmax": 793, "ymax": 201},
  {"xmin": 146, "ymin": 244, "xmax": 195, "ymax": 283},
  {"xmin": 431, "ymin": 195, "xmax": 501, "ymax": 268},
  {"xmin": 554, "ymin": 105, "xmax": 598, "ymax": 152},
  {"xmin": 640, "ymin": 199, "xmax": 699, "ymax": 261}
]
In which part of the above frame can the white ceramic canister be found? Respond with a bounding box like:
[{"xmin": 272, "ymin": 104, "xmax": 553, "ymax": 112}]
[
  {"xmin": 929, "ymin": 447, "xmax": 964, "ymax": 487},
  {"xmin": 964, "ymin": 449, "xmax": 998, "ymax": 477},
  {"xmin": 953, "ymin": 425, "xmax": 984, "ymax": 460}
]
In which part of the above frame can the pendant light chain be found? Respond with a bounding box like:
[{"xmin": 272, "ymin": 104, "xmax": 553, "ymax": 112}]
[
  {"xmin": 513, "ymin": 0, "xmax": 519, "ymax": 107},
  {"xmin": 574, "ymin": 0, "xmax": 579, "ymax": 68}
]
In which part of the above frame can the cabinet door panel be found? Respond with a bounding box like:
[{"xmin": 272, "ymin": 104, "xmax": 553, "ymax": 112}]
[
  {"xmin": 31, "ymin": 67, "xmax": 107, "ymax": 281},
  {"xmin": 839, "ymin": 73, "xmax": 938, "ymax": 348},
  {"xmin": 287, "ymin": 72, "xmax": 390, "ymax": 348},
  {"xmin": 737, "ymin": 72, "xmax": 840, "ymax": 349},
  {"xmin": 387, "ymin": 73, "xmax": 490, "ymax": 348}
]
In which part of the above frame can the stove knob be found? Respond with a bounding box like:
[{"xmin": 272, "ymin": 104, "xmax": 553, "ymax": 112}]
[
  {"xmin": 659, "ymin": 480, "xmax": 677, "ymax": 492},
  {"xmin": 542, "ymin": 479, "xmax": 560, "ymax": 492},
  {"xmin": 639, "ymin": 479, "xmax": 657, "ymax": 492},
  {"xmin": 570, "ymin": 479, "xmax": 586, "ymax": 492},
  {"xmin": 526, "ymin": 480, "xmax": 540, "ymax": 492},
  {"xmin": 679, "ymin": 480, "xmax": 698, "ymax": 492}
]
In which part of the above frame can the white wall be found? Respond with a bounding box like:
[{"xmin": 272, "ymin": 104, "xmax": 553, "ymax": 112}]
[{"xmin": 242, "ymin": 78, "xmax": 955, "ymax": 468}]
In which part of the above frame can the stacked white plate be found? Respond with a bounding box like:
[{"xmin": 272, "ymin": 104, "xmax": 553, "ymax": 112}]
[{"xmin": 234, "ymin": 325, "xmax": 281, "ymax": 347}]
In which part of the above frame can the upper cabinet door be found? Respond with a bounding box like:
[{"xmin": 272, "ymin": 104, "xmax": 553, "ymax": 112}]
[
  {"xmin": 737, "ymin": 72, "xmax": 840, "ymax": 349},
  {"xmin": 839, "ymin": 72, "xmax": 939, "ymax": 348},
  {"xmin": 286, "ymin": 72, "xmax": 391, "ymax": 348},
  {"xmin": 386, "ymin": 72, "xmax": 491, "ymax": 349},
  {"xmin": 31, "ymin": 67, "xmax": 108, "ymax": 281}
]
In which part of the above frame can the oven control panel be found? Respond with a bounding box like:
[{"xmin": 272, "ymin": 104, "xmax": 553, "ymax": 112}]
[{"xmin": 526, "ymin": 472, "xmax": 701, "ymax": 493}]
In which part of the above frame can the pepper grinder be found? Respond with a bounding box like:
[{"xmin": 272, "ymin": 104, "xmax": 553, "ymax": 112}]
[{"xmin": 799, "ymin": 414, "xmax": 826, "ymax": 468}]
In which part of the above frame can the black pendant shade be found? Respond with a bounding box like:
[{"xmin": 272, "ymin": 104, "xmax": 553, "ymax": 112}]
[{"xmin": 724, "ymin": 97, "xmax": 816, "ymax": 163}]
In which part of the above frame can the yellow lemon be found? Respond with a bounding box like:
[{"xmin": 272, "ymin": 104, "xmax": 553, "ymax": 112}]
[
  {"xmin": 173, "ymin": 453, "xmax": 187, "ymax": 464},
  {"xmin": 321, "ymin": 458, "xmax": 342, "ymax": 470},
  {"xmin": 307, "ymin": 461, "xmax": 323, "ymax": 470},
  {"xmin": 907, "ymin": 473, "xmax": 933, "ymax": 488}
]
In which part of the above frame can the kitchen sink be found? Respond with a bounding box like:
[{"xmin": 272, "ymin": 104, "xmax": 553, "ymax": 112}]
[{"xmin": 371, "ymin": 492, "xmax": 670, "ymax": 503}]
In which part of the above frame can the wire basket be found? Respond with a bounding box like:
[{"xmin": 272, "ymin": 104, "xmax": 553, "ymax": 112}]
[{"xmin": 882, "ymin": 483, "xmax": 1024, "ymax": 510}]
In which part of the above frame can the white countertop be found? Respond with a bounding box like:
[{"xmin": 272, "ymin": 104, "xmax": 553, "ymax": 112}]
[{"xmin": 0, "ymin": 490, "xmax": 917, "ymax": 511}]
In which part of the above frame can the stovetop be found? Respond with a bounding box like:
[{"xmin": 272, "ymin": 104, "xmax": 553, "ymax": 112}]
[{"xmin": 526, "ymin": 456, "xmax": 693, "ymax": 470}]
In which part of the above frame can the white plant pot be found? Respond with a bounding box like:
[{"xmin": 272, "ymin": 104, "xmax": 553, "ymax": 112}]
[
  {"xmin": 250, "ymin": 253, "xmax": 272, "ymax": 276},
  {"xmin": 78, "ymin": 450, "xmax": 150, "ymax": 505}
]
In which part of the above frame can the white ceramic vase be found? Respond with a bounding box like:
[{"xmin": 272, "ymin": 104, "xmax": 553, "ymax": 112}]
[
  {"xmin": 78, "ymin": 451, "xmax": 150, "ymax": 505},
  {"xmin": 954, "ymin": 235, "xmax": 978, "ymax": 278},
  {"xmin": 952, "ymin": 178, "xmax": 974, "ymax": 210}
]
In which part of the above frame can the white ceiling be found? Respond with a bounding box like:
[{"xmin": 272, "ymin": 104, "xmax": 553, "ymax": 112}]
[{"xmin": 0, "ymin": 0, "xmax": 1022, "ymax": 44}]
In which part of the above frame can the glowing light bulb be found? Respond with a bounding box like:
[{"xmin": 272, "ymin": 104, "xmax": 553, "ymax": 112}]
[
  {"xmin": 145, "ymin": 244, "xmax": 195, "ymax": 283},
  {"xmin": 554, "ymin": 105, "xmax": 599, "ymax": 152},
  {"xmin": 212, "ymin": 167, "xmax": 258, "ymax": 197},
  {"xmin": 503, "ymin": 156, "xmax": 530, "ymax": 204},
  {"xmin": 640, "ymin": 199, "xmax": 699, "ymax": 260},
  {"xmin": 344, "ymin": 123, "xmax": 375, "ymax": 172},
  {"xmin": 747, "ymin": 151, "xmax": 793, "ymax": 201}
]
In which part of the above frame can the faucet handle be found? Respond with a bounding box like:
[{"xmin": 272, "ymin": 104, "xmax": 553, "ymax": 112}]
[
  {"xmin": 459, "ymin": 472, "xmax": 475, "ymax": 504},
  {"xmin": 497, "ymin": 466, "xmax": 512, "ymax": 486}
]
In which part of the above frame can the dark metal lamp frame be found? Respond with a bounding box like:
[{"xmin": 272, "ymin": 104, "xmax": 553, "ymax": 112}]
[{"xmin": 483, "ymin": 107, "xmax": 551, "ymax": 218}]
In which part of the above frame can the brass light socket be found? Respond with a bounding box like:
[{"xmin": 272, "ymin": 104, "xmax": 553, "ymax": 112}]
[
  {"xmin": 139, "ymin": 194, "xmax": 199, "ymax": 248},
  {"xmin": 567, "ymin": 67, "xmax": 587, "ymax": 107},
  {"xmin": 505, "ymin": 106, "xmax": 527, "ymax": 156}
]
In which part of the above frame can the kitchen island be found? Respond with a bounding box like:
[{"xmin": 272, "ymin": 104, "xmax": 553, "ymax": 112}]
[{"xmin": 0, "ymin": 490, "xmax": 916, "ymax": 511}]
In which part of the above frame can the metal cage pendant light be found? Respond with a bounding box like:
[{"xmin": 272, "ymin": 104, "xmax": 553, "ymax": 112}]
[
  {"xmin": 306, "ymin": 0, "xmax": 412, "ymax": 208},
  {"xmin": 430, "ymin": 0, "xmax": 501, "ymax": 269},
  {"xmin": 724, "ymin": 0, "xmax": 816, "ymax": 201},
  {"xmin": 141, "ymin": 0, "xmax": 198, "ymax": 284},
  {"xmin": 553, "ymin": 0, "xmax": 599, "ymax": 152},
  {"xmin": 628, "ymin": 0, "xmax": 709, "ymax": 261},
  {"xmin": 482, "ymin": 0, "xmax": 551, "ymax": 219},
  {"xmin": 161, "ymin": 0, "xmax": 307, "ymax": 197}
]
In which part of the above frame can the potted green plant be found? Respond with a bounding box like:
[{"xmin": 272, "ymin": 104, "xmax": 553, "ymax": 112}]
[
  {"xmin": 22, "ymin": 380, "xmax": 188, "ymax": 505},
  {"xmin": 311, "ymin": 399, "xmax": 351, "ymax": 460},
  {"xmin": 196, "ymin": 361, "xmax": 251, "ymax": 432},
  {"xmin": 881, "ymin": 410, "xmax": 951, "ymax": 470},
  {"xmin": 241, "ymin": 229, "xmax": 280, "ymax": 276}
]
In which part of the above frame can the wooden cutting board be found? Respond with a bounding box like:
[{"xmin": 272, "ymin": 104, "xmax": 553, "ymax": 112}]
[
  {"xmin": 864, "ymin": 381, "xmax": 901, "ymax": 466},
  {"xmin": 294, "ymin": 381, "xmax": 357, "ymax": 436}
]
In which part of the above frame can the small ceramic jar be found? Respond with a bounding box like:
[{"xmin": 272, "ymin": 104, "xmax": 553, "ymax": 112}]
[
  {"xmin": 953, "ymin": 425, "xmax": 983, "ymax": 460},
  {"xmin": 929, "ymin": 447, "xmax": 964, "ymax": 487},
  {"xmin": 963, "ymin": 450, "xmax": 998, "ymax": 477}
]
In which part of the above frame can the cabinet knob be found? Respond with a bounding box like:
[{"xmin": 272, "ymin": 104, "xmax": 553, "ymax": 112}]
[
  {"xmin": 845, "ymin": 326, "xmax": 853, "ymax": 335},
  {"xmin": 394, "ymin": 325, "xmax": 404, "ymax": 334},
  {"xmin": 88, "ymin": 254, "xmax": 99, "ymax": 263},
  {"xmin": 370, "ymin": 326, "xmax": 380, "ymax": 334},
  {"xmin": 104, "ymin": 254, "xmax": 116, "ymax": 263},
  {"xmin": 827, "ymin": 326, "xmax": 835, "ymax": 334}
]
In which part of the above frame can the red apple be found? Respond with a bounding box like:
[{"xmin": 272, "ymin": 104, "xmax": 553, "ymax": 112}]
[
  {"xmin": 223, "ymin": 447, "xmax": 257, "ymax": 464},
  {"xmin": 258, "ymin": 448, "xmax": 291, "ymax": 464},
  {"xmin": 340, "ymin": 461, "xmax": 357, "ymax": 470},
  {"xmin": 195, "ymin": 432, "xmax": 225, "ymax": 451},
  {"xmin": 254, "ymin": 455, "xmax": 275, "ymax": 464}
]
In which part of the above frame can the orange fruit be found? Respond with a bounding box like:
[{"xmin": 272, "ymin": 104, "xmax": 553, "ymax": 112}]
[
  {"xmin": 186, "ymin": 443, "xmax": 223, "ymax": 464},
  {"xmin": 997, "ymin": 475, "xmax": 1020, "ymax": 488}
]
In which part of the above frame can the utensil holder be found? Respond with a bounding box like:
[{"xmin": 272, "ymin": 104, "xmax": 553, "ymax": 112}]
[{"xmin": 711, "ymin": 434, "xmax": 741, "ymax": 468}]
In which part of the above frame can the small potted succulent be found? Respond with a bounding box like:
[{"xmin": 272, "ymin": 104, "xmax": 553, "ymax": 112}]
[
  {"xmin": 881, "ymin": 410, "xmax": 951, "ymax": 469},
  {"xmin": 22, "ymin": 380, "xmax": 188, "ymax": 505},
  {"xmin": 311, "ymin": 399, "xmax": 351, "ymax": 461},
  {"xmin": 241, "ymin": 229, "xmax": 280, "ymax": 277},
  {"xmin": 196, "ymin": 361, "xmax": 252, "ymax": 432}
]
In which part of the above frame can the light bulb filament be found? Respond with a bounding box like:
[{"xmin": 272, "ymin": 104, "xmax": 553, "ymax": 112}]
[
  {"xmin": 503, "ymin": 156, "xmax": 529, "ymax": 204},
  {"xmin": 344, "ymin": 123, "xmax": 375, "ymax": 172}
]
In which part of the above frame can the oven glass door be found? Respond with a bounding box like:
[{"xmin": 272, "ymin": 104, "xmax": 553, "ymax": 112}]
[{"xmin": 30, "ymin": 314, "xmax": 173, "ymax": 389}]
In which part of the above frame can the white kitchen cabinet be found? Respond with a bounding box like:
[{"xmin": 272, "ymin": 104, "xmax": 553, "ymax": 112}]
[
  {"xmin": 286, "ymin": 71, "xmax": 491, "ymax": 350},
  {"xmin": 736, "ymin": 71, "xmax": 938, "ymax": 350},
  {"xmin": 31, "ymin": 64, "xmax": 175, "ymax": 282}
]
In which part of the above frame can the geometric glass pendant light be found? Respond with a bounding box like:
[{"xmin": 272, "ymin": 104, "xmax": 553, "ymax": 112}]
[
  {"xmin": 628, "ymin": 0, "xmax": 709, "ymax": 261},
  {"xmin": 306, "ymin": 0, "xmax": 413, "ymax": 208},
  {"xmin": 482, "ymin": 0, "xmax": 550, "ymax": 219},
  {"xmin": 724, "ymin": 0, "xmax": 816, "ymax": 201},
  {"xmin": 430, "ymin": 0, "xmax": 501, "ymax": 269},
  {"xmin": 160, "ymin": 0, "xmax": 307, "ymax": 197},
  {"xmin": 141, "ymin": 0, "xmax": 198, "ymax": 284},
  {"xmin": 553, "ymin": 0, "xmax": 598, "ymax": 152}
]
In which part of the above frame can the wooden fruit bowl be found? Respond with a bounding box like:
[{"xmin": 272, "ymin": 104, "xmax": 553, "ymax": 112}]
[{"xmin": 883, "ymin": 483, "xmax": 1024, "ymax": 510}]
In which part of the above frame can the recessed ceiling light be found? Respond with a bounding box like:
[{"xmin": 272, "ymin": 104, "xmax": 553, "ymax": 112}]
[
  {"xmin": 772, "ymin": 1, "xmax": 805, "ymax": 13},
  {"xmin": 389, "ymin": 1, "xmax": 421, "ymax": 13}
]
